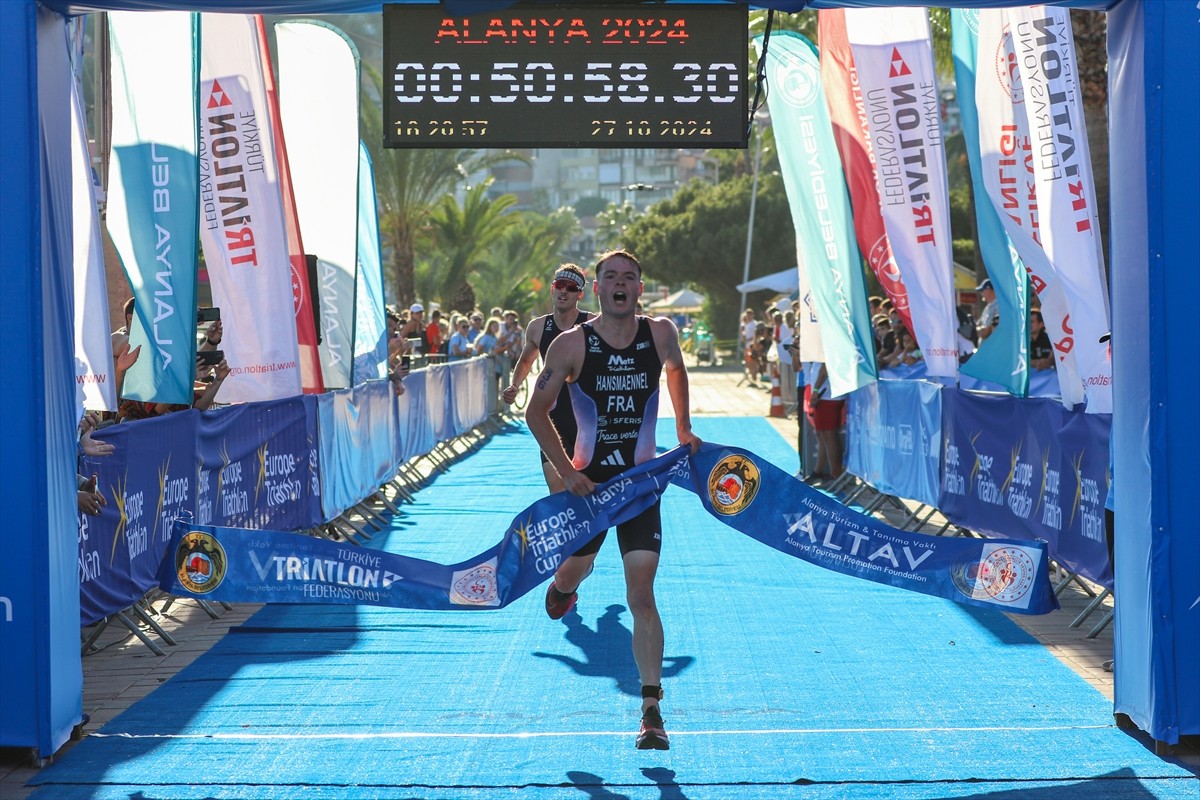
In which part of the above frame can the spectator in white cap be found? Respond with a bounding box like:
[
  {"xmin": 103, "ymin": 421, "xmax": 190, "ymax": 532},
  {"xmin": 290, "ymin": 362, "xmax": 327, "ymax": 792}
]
[
  {"xmin": 976, "ymin": 279, "xmax": 999, "ymax": 341},
  {"xmin": 400, "ymin": 303, "xmax": 428, "ymax": 354}
]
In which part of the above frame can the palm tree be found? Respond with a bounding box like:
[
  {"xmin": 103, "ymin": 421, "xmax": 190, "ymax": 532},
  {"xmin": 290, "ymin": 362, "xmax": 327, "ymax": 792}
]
[
  {"xmin": 359, "ymin": 62, "xmax": 520, "ymax": 307},
  {"xmin": 473, "ymin": 207, "xmax": 582, "ymax": 316},
  {"xmin": 425, "ymin": 181, "xmax": 519, "ymax": 312}
]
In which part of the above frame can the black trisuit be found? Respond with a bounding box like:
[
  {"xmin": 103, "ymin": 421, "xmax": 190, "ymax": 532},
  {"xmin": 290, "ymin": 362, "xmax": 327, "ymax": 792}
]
[
  {"xmin": 567, "ymin": 317, "xmax": 664, "ymax": 557},
  {"xmin": 539, "ymin": 310, "xmax": 591, "ymax": 465}
]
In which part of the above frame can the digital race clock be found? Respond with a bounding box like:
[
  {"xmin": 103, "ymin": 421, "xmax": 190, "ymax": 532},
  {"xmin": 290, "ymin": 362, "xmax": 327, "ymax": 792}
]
[{"xmin": 382, "ymin": 3, "xmax": 749, "ymax": 148}]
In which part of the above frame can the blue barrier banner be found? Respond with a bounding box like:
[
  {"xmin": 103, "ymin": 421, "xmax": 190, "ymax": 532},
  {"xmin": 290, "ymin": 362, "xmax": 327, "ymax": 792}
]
[
  {"xmin": 196, "ymin": 396, "xmax": 319, "ymax": 531},
  {"xmin": 398, "ymin": 370, "xmax": 435, "ymax": 462},
  {"xmin": 159, "ymin": 443, "xmax": 1057, "ymax": 615},
  {"xmin": 425, "ymin": 363, "xmax": 453, "ymax": 443},
  {"xmin": 939, "ymin": 389, "xmax": 1112, "ymax": 587},
  {"xmin": 882, "ymin": 362, "xmax": 1061, "ymax": 399},
  {"xmin": 451, "ymin": 357, "xmax": 488, "ymax": 435},
  {"xmin": 78, "ymin": 411, "xmax": 197, "ymax": 625},
  {"xmin": 317, "ymin": 381, "xmax": 397, "ymax": 521},
  {"xmin": 846, "ymin": 380, "xmax": 942, "ymax": 507}
]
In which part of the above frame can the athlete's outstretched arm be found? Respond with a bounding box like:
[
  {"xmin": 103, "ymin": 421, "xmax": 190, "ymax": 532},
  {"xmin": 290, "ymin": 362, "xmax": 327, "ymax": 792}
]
[
  {"xmin": 525, "ymin": 331, "xmax": 595, "ymax": 496},
  {"xmin": 654, "ymin": 318, "xmax": 701, "ymax": 454},
  {"xmin": 503, "ymin": 318, "xmax": 543, "ymax": 405}
]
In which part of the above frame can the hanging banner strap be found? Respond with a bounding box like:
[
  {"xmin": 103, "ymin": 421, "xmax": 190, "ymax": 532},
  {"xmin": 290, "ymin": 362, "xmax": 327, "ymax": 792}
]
[{"xmin": 159, "ymin": 444, "xmax": 1059, "ymax": 615}]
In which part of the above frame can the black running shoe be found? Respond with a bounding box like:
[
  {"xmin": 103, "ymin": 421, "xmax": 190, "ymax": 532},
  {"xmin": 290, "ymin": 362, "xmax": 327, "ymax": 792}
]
[
  {"xmin": 636, "ymin": 705, "xmax": 670, "ymax": 750},
  {"xmin": 544, "ymin": 581, "xmax": 577, "ymax": 620}
]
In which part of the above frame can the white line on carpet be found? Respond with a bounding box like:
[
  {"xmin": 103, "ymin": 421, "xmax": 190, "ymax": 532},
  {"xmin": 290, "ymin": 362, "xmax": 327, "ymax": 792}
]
[{"xmin": 90, "ymin": 725, "xmax": 1116, "ymax": 740}]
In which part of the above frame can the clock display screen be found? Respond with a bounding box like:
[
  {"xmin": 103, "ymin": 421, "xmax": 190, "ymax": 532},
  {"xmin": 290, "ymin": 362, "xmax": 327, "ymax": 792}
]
[{"xmin": 382, "ymin": 3, "xmax": 749, "ymax": 148}]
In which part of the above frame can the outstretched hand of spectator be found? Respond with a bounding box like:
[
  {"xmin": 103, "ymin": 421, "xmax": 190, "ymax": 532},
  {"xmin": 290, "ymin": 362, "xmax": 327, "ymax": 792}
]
[
  {"xmin": 78, "ymin": 411, "xmax": 115, "ymax": 457},
  {"xmin": 116, "ymin": 342, "xmax": 141, "ymax": 374},
  {"xmin": 77, "ymin": 473, "xmax": 105, "ymax": 516}
]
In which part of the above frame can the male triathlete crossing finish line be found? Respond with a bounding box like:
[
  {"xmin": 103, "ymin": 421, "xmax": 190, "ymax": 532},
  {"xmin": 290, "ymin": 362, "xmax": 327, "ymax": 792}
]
[{"xmin": 525, "ymin": 249, "xmax": 701, "ymax": 751}]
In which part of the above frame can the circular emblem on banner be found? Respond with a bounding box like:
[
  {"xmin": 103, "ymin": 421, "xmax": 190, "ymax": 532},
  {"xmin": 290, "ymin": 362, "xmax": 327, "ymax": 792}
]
[
  {"xmin": 775, "ymin": 53, "xmax": 821, "ymax": 109},
  {"xmin": 452, "ymin": 563, "xmax": 499, "ymax": 606},
  {"xmin": 707, "ymin": 454, "xmax": 761, "ymax": 515},
  {"xmin": 960, "ymin": 9, "xmax": 980, "ymax": 36},
  {"xmin": 954, "ymin": 546, "xmax": 1035, "ymax": 604},
  {"xmin": 175, "ymin": 531, "xmax": 227, "ymax": 595},
  {"xmin": 992, "ymin": 26, "xmax": 1024, "ymax": 104},
  {"xmin": 291, "ymin": 263, "xmax": 306, "ymax": 315}
]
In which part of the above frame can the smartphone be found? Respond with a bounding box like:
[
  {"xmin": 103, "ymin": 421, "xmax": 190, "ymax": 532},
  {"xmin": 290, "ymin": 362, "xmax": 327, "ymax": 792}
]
[
  {"xmin": 401, "ymin": 355, "xmax": 411, "ymax": 369},
  {"xmin": 197, "ymin": 349, "xmax": 224, "ymax": 366},
  {"xmin": 197, "ymin": 307, "xmax": 221, "ymax": 324}
]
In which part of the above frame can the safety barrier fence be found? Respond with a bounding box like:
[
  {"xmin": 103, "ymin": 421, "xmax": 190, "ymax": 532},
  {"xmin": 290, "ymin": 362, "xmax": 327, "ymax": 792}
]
[
  {"xmin": 77, "ymin": 356, "xmax": 500, "ymax": 651},
  {"xmin": 837, "ymin": 379, "xmax": 1114, "ymax": 635}
]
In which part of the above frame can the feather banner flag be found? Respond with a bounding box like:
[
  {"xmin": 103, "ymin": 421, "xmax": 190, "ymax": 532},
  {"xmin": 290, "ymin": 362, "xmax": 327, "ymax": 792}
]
[
  {"xmin": 1007, "ymin": 5, "xmax": 1111, "ymax": 413},
  {"xmin": 354, "ymin": 143, "xmax": 390, "ymax": 384},
  {"xmin": 756, "ymin": 31, "xmax": 876, "ymax": 398},
  {"xmin": 67, "ymin": 26, "xmax": 116, "ymax": 410},
  {"xmin": 106, "ymin": 12, "xmax": 198, "ymax": 405},
  {"xmin": 276, "ymin": 20, "xmax": 360, "ymax": 390},
  {"xmin": 199, "ymin": 13, "xmax": 303, "ymax": 402},
  {"xmin": 951, "ymin": 9, "xmax": 1031, "ymax": 398},
  {"xmin": 255, "ymin": 16, "xmax": 324, "ymax": 395},
  {"xmin": 817, "ymin": 9, "xmax": 914, "ymax": 338},
  {"xmin": 974, "ymin": 10, "xmax": 1084, "ymax": 409},
  {"xmin": 842, "ymin": 8, "xmax": 960, "ymax": 378}
]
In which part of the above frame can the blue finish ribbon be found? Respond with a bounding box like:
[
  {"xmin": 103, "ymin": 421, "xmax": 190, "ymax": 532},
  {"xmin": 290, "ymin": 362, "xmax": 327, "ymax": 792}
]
[{"xmin": 159, "ymin": 443, "xmax": 1058, "ymax": 615}]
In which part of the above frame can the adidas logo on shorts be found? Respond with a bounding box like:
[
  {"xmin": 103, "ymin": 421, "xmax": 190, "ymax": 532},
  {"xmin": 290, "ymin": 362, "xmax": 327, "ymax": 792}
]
[{"xmin": 599, "ymin": 451, "xmax": 626, "ymax": 467}]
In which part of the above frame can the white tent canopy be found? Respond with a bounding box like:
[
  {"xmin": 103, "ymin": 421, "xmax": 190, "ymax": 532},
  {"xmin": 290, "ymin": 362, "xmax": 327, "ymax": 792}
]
[
  {"xmin": 737, "ymin": 267, "xmax": 799, "ymax": 294},
  {"xmin": 648, "ymin": 288, "xmax": 706, "ymax": 313}
]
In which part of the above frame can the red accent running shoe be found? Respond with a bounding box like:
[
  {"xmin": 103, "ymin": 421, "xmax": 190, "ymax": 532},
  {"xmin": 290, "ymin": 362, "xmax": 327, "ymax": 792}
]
[
  {"xmin": 636, "ymin": 705, "xmax": 670, "ymax": 750},
  {"xmin": 544, "ymin": 581, "xmax": 577, "ymax": 620}
]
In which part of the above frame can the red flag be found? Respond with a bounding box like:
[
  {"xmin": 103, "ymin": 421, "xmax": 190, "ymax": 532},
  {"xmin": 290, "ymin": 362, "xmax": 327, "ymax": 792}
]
[
  {"xmin": 255, "ymin": 16, "xmax": 324, "ymax": 394},
  {"xmin": 818, "ymin": 9, "xmax": 913, "ymax": 334}
]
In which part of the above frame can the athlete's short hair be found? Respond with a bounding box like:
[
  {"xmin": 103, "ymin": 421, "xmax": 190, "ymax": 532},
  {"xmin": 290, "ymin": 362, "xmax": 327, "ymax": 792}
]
[{"xmin": 594, "ymin": 249, "xmax": 641, "ymax": 277}]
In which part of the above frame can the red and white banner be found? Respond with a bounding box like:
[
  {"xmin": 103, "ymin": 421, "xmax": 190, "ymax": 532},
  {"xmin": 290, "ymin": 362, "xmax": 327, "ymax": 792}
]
[
  {"xmin": 843, "ymin": 8, "xmax": 959, "ymax": 378},
  {"xmin": 1008, "ymin": 5, "xmax": 1111, "ymax": 412},
  {"xmin": 818, "ymin": 9, "xmax": 914, "ymax": 337},
  {"xmin": 199, "ymin": 13, "xmax": 302, "ymax": 402},
  {"xmin": 974, "ymin": 10, "xmax": 1084, "ymax": 409},
  {"xmin": 276, "ymin": 19, "xmax": 360, "ymax": 390},
  {"xmin": 255, "ymin": 17, "xmax": 324, "ymax": 394}
]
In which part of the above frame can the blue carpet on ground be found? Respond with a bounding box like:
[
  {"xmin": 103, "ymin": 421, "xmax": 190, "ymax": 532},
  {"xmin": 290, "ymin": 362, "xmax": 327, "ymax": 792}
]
[{"xmin": 30, "ymin": 418, "xmax": 1198, "ymax": 799}]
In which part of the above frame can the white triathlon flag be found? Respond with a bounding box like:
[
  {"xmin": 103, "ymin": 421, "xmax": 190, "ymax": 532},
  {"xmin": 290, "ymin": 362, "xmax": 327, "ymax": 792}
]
[
  {"xmin": 975, "ymin": 10, "xmax": 1084, "ymax": 409},
  {"xmin": 70, "ymin": 35, "xmax": 115, "ymax": 410},
  {"xmin": 1008, "ymin": 5, "xmax": 1111, "ymax": 412},
  {"xmin": 844, "ymin": 8, "xmax": 959, "ymax": 377},
  {"xmin": 199, "ymin": 13, "xmax": 303, "ymax": 401},
  {"xmin": 276, "ymin": 20, "xmax": 359, "ymax": 389}
]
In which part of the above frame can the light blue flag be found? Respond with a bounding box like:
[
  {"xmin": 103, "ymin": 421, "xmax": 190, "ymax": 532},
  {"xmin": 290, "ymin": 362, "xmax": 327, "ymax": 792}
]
[
  {"xmin": 756, "ymin": 32, "xmax": 876, "ymax": 398},
  {"xmin": 106, "ymin": 12, "xmax": 199, "ymax": 403},
  {"xmin": 353, "ymin": 143, "xmax": 389, "ymax": 384},
  {"xmin": 951, "ymin": 9, "xmax": 1030, "ymax": 396}
]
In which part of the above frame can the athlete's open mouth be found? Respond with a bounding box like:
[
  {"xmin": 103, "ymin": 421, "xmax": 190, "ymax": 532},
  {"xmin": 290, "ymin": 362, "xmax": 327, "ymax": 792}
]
[{"xmin": 613, "ymin": 291, "xmax": 628, "ymax": 302}]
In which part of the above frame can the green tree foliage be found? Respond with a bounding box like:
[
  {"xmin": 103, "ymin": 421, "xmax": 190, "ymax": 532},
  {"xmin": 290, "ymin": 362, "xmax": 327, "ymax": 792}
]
[
  {"xmin": 473, "ymin": 206, "xmax": 582, "ymax": 317},
  {"xmin": 620, "ymin": 174, "xmax": 795, "ymax": 342},
  {"xmin": 359, "ymin": 61, "xmax": 521, "ymax": 307},
  {"xmin": 420, "ymin": 181, "xmax": 518, "ymax": 312}
]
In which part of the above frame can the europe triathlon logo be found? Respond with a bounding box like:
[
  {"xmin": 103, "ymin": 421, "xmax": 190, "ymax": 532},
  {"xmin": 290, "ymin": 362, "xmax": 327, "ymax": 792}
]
[
  {"xmin": 707, "ymin": 454, "xmax": 760, "ymax": 515},
  {"xmin": 174, "ymin": 530, "xmax": 228, "ymax": 595}
]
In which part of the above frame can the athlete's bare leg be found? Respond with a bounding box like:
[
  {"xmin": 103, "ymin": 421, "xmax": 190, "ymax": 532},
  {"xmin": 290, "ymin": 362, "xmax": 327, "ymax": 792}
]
[
  {"xmin": 622, "ymin": 549, "xmax": 663, "ymax": 712},
  {"xmin": 553, "ymin": 551, "xmax": 598, "ymax": 595},
  {"xmin": 541, "ymin": 461, "xmax": 566, "ymax": 494}
]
